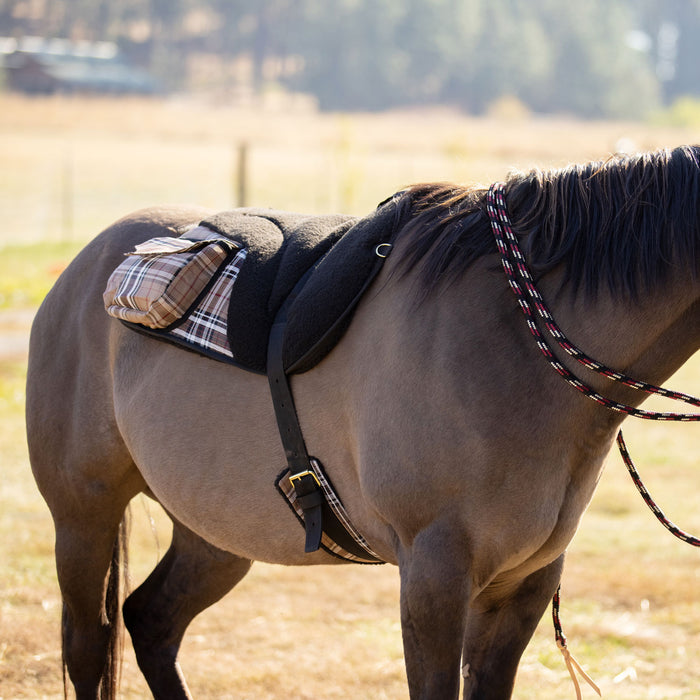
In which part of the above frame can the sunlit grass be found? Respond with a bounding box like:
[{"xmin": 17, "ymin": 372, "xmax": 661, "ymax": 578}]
[{"xmin": 0, "ymin": 240, "xmax": 82, "ymax": 309}]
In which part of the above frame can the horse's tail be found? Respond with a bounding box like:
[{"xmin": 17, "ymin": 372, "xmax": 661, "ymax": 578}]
[{"xmin": 62, "ymin": 510, "xmax": 131, "ymax": 700}]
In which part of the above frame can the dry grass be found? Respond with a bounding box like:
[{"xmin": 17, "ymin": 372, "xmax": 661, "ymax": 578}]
[{"xmin": 1, "ymin": 94, "xmax": 699, "ymax": 699}]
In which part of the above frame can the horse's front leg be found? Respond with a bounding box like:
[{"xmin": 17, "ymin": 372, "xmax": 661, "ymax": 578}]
[
  {"xmin": 398, "ymin": 521, "xmax": 471, "ymax": 700},
  {"xmin": 461, "ymin": 554, "xmax": 565, "ymax": 699}
]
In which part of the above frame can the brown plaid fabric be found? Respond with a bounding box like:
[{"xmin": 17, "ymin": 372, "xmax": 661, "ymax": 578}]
[
  {"xmin": 169, "ymin": 246, "xmax": 247, "ymax": 357},
  {"xmin": 104, "ymin": 230, "xmax": 242, "ymax": 329}
]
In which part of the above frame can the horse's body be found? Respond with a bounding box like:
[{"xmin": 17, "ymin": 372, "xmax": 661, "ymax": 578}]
[{"xmin": 26, "ymin": 147, "xmax": 700, "ymax": 699}]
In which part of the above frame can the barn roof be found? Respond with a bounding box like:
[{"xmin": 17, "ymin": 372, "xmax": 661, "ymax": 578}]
[{"xmin": 0, "ymin": 36, "xmax": 158, "ymax": 94}]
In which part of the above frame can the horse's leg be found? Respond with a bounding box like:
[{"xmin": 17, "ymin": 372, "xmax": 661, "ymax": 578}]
[
  {"xmin": 461, "ymin": 554, "xmax": 565, "ymax": 699},
  {"xmin": 399, "ymin": 522, "xmax": 471, "ymax": 700},
  {"xmin": 28, "ymin": 371, "xmax": 142, "ymax": 700},
  {"xmin": 123, "ymin": 519, "xmax": 252, "ymax": 700},
  {"xmin": 54, "ymin": 507, "xmax": 130, "ymax": 700}
]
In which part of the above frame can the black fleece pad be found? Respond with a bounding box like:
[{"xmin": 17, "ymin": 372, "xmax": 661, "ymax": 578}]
[{"xmin": 200, "ymin": 194, "xmax": 404, "ymax": 374}]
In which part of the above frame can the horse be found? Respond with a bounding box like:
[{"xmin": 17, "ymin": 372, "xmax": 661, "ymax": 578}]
[{"xmin": 26, "ymin": 144, "xmax": 700, "ymax": 700}]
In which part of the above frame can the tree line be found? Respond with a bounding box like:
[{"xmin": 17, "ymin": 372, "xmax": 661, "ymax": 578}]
[{"xmin": 2, "ymin": 0, "xmax": 700, "ymax": 118}]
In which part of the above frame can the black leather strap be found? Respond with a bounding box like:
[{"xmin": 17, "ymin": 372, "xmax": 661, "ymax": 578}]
[
  {"xmin": 266, "ymin": 221, "xmax": 396, "ymax": 556},
  {"xmin": 267, "ymin": 303, "xmax": 324, "ymax": 552}
]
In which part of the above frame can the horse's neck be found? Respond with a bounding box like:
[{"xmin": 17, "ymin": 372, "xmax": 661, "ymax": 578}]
[
  {"xmin": 380, "ymin": 257, "xmax": 699, "ymax": 420},
  {"xmin": 551, "ymin": 272, "xmax": 700, "ymax": 396},
  {"xmin": 319, "ymin": 256, "xmax": 699, "ymax": 439}
]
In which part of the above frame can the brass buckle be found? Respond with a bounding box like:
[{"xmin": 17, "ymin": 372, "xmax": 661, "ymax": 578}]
[{"xmin": 289, "ymin": 470, "xmax": 321, "ymax": 487}]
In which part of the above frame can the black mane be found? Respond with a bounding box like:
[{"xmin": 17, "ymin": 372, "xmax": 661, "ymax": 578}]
[{"xmin": 395, "ymin": 145, "xmax": 700, "ymax": 298}]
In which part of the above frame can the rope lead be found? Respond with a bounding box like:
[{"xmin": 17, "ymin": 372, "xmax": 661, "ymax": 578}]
[
  {"xmin": 557, "ymin": 638, "xmax": 602, "ymax": 700},
  {"xmin": 552, "ymin": 586, "xmax": 601, "ymax": 698}
]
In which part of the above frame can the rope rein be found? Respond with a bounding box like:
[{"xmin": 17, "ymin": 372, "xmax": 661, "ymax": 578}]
[
  {"xmin": 486, "ymin": 184, "xmax": 700, "ymax": 419},
  {"xmin": 486, "ymin": 182, "xmax": 700, "ymax": 697}
]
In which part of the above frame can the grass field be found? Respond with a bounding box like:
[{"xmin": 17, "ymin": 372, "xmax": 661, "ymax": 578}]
[{"xmin": 1, "ymin": 94, "xmax": 699, "ymax": 699}]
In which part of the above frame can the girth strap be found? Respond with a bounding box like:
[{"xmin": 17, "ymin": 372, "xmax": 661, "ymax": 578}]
[
  {"xmin": 265, "ymin": 226, "xmax": 396, "ymax": 560},
  {"xmin": 267, "ymin": 300, "xmax": 324, "ymax": 552}
]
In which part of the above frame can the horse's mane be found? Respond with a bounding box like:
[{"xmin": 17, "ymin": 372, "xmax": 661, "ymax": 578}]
[{"xmin": 394, "ymin": 145, "xmax": 700, "ymax": 298}]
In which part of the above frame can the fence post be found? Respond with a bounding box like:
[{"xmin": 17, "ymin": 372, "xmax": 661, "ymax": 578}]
[
  {"xmin": 62, "ymin": 143, "xmax": 74, "ymax": 240},
  {"xmin": 235, "ymin": 142, "xmax": 248, "ymax": 208}
]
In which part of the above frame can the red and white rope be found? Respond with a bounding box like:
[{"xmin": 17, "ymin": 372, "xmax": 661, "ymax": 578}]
[{"xmin": 486, "ymin": 183, "xmax": 700, "ymax": 420}]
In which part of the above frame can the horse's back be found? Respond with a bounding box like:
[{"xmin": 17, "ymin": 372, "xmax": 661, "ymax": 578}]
[{"xmin": 26, "ymin": 205, "xmax": 212, "ymax": 512}]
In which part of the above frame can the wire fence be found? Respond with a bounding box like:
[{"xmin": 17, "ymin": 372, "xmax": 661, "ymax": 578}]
[
  {"xmin": 3, "ymin": 134, "xmax": 473, "ymax": 246},
  {"xmin": 3, "ymin": 99, "xmax": 683, "ymax": 247}
]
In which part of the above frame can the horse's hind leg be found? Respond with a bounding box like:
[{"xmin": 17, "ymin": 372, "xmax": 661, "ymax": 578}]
[
  {"xmin": 27, "ymin": 351, "xmax": 144, "ymax": 699},
  {"xmin": 123, "ymin": 518, "xmax": 252, "ymax": 700},
  {"xmin": 461, "ymin": 554, "xmax": 565, "ymax": 699},
  {"xmin": 54, "ymin": 505, "xmax": 132, "ymax": 700}
]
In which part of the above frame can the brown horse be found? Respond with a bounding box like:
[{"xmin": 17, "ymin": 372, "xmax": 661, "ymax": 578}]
[{"xmin": 27, "ymin": 145, "xmax": 700, "ymax": 699}]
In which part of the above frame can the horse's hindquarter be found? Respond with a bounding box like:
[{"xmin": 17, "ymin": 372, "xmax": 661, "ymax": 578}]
[
  {"xmin": 31, "ymin": 202, "xmax": 334, "ymax": 567},
  {"xmin": 27, "ymin": 205, "xmax": 213, "ymax": 520}
]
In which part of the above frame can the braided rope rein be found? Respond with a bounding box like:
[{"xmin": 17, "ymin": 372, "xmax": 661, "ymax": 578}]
[{"xmin": 486, "ymin": 182, "xmax": 700, "ymax": 697}]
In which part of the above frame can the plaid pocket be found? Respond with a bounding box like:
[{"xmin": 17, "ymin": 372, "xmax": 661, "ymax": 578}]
[{"xmin": 104, "ymin": 230, "xmax": 243, "ymax": 329}]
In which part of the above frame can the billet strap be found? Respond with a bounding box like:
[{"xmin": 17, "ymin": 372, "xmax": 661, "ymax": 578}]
[
  {"xmin": 268, "ymin": 308, "xmax": 386, "ymax": 564},
  {"xmin": 267, "ymin": 305, "xmax": 324, "ymax": 553}
]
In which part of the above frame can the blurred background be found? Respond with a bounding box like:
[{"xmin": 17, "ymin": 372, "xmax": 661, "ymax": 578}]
[
  {"xmin": 2, "ymin": 0, "xmax": 698, "ymax": 115},
  {"xmin": 1, "ymin": 3, "xmax": 700, "ymax": 699},
  {"xmin": 2, "ymin": 0, "xmax": 700, "ymax": 244}
]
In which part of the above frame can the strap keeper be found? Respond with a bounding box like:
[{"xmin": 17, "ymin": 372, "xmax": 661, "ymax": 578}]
[{"xmin": 295, "ymin": 488, "xmax": 324, "ymax": 511}]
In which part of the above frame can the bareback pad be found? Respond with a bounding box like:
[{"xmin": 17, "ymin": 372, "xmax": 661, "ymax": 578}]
[
  {"xmin": 110, "ymin": 195, "xmax": 405, "ymax": 563},
  {"xmin": 129, "ymin": 193, "xmax": 404, "ymax": 375},
  {"xmin": 202, "ymin": 208, "xmax": 354, "ymax": 373}
]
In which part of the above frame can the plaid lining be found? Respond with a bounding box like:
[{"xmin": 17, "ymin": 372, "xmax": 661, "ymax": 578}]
[
  {"xmin": 169, "ymin": 248, "xmax": 246, "ymax": 357},
  {"xmin": 277, "ymin": 458, "xmax": 384, "ymax": 564},
  {"xmin": 104, "ymin": 230, "xmax": 242, "ymax": 329}
]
